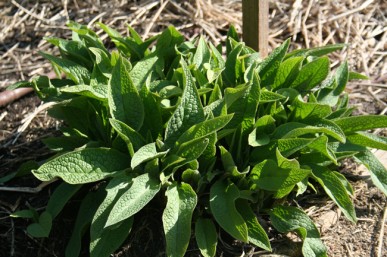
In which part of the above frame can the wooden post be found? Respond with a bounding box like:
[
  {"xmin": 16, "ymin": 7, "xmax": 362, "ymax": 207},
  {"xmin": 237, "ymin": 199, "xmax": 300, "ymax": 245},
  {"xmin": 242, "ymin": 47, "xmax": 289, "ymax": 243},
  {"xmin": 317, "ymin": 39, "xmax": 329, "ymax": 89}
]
[{"xmin": 242, "ymin": 0, "xmax": 269, "ymax": 57}]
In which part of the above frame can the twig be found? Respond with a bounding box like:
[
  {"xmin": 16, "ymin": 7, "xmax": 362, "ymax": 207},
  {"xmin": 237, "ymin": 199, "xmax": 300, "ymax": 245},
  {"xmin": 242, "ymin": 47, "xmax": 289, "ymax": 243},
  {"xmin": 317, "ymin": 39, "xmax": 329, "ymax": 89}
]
[
  {"xmin": 10, "ymin": 102, "xmax": 56, "ymax": 145},
  {"xmin": 0, "ymin": 179, "xmax": 58, "ymax": 193},
  {"xmin": 351, "ymin": 82, "xmax": 387, "ymax": 89},
  {"xmin": 143, "ymin": 0, "xmax": 169, "ymax": 38},
  {"xmin": 377, "ymin": 204, "xmax": 387, "ymax": 257},
  {"xmin": 0, "ymin": 111, "xmax": 7, "ymax": 122},
  {"xmin": 345, "ymin": 242, "xmax": 354, "ymax": 257},
  {"xmin": 11, "ymin": 0, "xmax": 54, "ymax": 24},
  {"xmin": 305, "ymin": 0, "xmax": 374, "ymax": 29}
]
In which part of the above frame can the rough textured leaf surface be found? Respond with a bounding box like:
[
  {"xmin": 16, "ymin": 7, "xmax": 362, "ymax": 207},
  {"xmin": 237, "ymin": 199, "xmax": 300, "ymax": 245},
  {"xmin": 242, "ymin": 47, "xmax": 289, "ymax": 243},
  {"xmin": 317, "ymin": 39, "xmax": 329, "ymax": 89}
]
[
  {"xmin": 105, "ymin": 173, "xmax": 160, "ymax": 228},
  {"xmin": 163, "ymin": 183, "xmax": 197, "ymax": 257},
  {"xmin": 312, "ymin": 166, "xmax": 357, "ymax": 223},
  {"xmin": 32, "ymin": 148, "xmax": 130, "ymax": 184},
  {"xmin": 270, "ymin": 206, "xmax": 328, "ymax": 257},
  {"xmin": 108, "ymin": 56, "xmax": 144, "ymax": 130},
  {"xmin": 210, "ymin": 180, "xmax": 248, "ymax": 242}
]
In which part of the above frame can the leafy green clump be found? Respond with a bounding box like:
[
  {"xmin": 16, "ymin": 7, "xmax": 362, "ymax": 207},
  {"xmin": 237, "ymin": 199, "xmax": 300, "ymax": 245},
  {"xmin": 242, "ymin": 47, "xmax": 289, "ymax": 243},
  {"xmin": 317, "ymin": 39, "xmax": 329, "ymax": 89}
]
[{"xmin": 8, "ymin": 21, "xmax": 387, "ymax": 257}]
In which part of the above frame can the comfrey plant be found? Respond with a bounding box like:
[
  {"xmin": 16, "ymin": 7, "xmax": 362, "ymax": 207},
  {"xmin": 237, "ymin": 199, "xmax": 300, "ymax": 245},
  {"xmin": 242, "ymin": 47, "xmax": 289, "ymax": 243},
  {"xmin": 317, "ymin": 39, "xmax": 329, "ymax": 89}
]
[{"xmin": 9, "ymin": 22, "xmax": 387, "ymax": 257}]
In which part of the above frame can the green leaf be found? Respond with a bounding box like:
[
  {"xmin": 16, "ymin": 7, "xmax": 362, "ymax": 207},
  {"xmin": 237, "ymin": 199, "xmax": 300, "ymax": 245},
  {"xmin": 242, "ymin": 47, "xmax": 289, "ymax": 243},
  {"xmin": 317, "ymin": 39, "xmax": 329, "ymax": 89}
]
[
  {"xmin": 90, "ymin": 176, "xmax": 134, "ymax": 257},
  {"xmin": 273, "ymin": 56, "xmax": 304, "ymax": 90},
  {"xmin": 32, "ymin": 148, "xmax": 130, "ymax": 184},
  {"xmin": 290, "ymin": 56, "xmax": 330, "ymax": 93},
  {"xmin": 89, "ymin": 47, "xmax": 112, "ymax": 77},
  {"xmin": 249, "ymin": 159, "xmax": 310, "ymax": 192},
  {"xmin": 224, "ymin": 43, "xmax": 243, "ymax": 85},
  {"xmin": 259, "ymin": 88, "xmax": 285, "ymax": 103},
  {"xmin": 193, "ymin": 37, "xmax": 211, "ymax": 70},
  {"xmin": 289, "ymin": 96, "xmax": 332, "ymax": 121},
  {"xmin": 270, "ymin": 206, "xmax": 328, "ymax": 257},
  {"xmin": 175, "ymin": 114, "xmax": 233, "ymax": 147},
  {"xmin": 273, "ymin": 121, "xmax": 345, "ymax": 143},
  {"xmin": 130, "ymin": 54, "xmax": 161, "ymax": 89},
  {"xmin": 176, "ymin": 137, "xmax": 209, "ymax": 161},
  {"xmin": 109, "ymin": 118, "xmax": 146, "ymax": 155},
  {"xmin": 61, "ymin": 84, "xmax": 107, "ymax": 100},
  {"xmin": 46, "ymin": 183, "xmax": 82, "ymax": 218},
  {"xmin": 307, "ymin": 135, "xmax": 338, "ymax": 165},
  {"xmin": 348, "ymin": 71, "xmax": 368, "ymax": 80},
  {"xmin": 347, "ymin": 132, "xmax": 387, "ymax": 150},
  {"xmin": 259, "ymin": 39, "xmax": 290, "ymax": 87},
  {"xmin": 334, "ymin": 115, "xmax": 387, "ymax": 134},
  {"xmin": 131, "ymin": 142, "xmax": 168, "ymax": 169},
  {"xmin": 10, "ymin": 209, "xmax": 36, "ymax": 219},
  {"xmin": 105, "ymin": 173, "xmax": 160, "ymax": 228},
  {"xmin": 0, "ymin": 160, "xmax": 38, "ymax": 184},
  {"xmin": 210, "ymin": 180, "xmax": 248, "ymax": 242},
  {"xmin": 311, "ymin": 166, "xmax": 357, "ymax": 223},
  {"xmin": 236, "ymin": 200, "xmax": 271, "ymax": 251},
  {"xmin": 345, "ymin": 146, "xmax": 387, "ymax": 195},
  {"xmin": 45, "ymin": 37, "xmax": 91, "ymax": 69},
  {"xmin": 65, "ymin": 189, "xmax": 105, "ymax": 257},
  {"xmin": 195, "ymin": 218, "xmax": 218, "ymax": 257},
  {"xmin": 165, "ymin": 59, "xmax": 205, "ymax": 146},
  {"xmin": 40, "ymin": 52, "xmax": 90, "ymax": 84},
  {"xmin": 163, "ymin": 182, "xmax": 197, "ymax": 257},
  {"xmin": 27, "ymin": 211, "xmax": 52, "ymax": 238},
  {"xmin": 286, "ymin": 43, "xmax": 346, "ymax": 59},
  {"xmin": 43, "ymin": 136, "xmax": 89, "ymax": 152},
  {"xmin": 108, "ymin": 55, "xmax": 144, "ymax": 130},
  {"xmin": 139, "ymin": 85, "xmax": 163, "ymax": 140}
]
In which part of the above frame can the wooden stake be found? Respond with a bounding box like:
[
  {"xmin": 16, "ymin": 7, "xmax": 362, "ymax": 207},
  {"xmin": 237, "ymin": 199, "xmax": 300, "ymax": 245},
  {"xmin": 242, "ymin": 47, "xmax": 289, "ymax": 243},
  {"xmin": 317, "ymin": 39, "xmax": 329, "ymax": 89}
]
[{"xmin": 242, "ymin": 0, "xmax": 269, "ymax": 57}]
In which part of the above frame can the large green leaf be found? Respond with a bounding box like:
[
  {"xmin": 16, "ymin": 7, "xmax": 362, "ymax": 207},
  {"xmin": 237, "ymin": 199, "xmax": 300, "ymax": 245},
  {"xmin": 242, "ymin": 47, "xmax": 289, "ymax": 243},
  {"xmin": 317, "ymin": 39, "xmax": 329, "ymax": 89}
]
[
  {"xmin": 109, "ymin": 118, "xmax": 146, "ymax": 155},
  {"xmin": 32, "ymin": 148, "xmax": 130, "ymax": 184},
  {"xmin": 46, "ymin": 183, "xmax": 82, "ymax": 218},
  {"xmin": 193, "ymin": 37, "xmax": 211, "ymax": 70},
  {"xmin": 311, "ymin": 166, "xmax": 357, "ymax": 223},
  {"xmin": 289, "ymin": 97, "xmax": 332, "ymax": 121},
  {"xmin": 236, "ymin": 200, "xmax": 271, "ymax": 251},
  {"xmin": 223, "ymin": 43, "xmax": 243, "ymax": 85},
  {"xmin": 272, "ymin": 56, "xmax": 304, "ymax": 90},
  {"xmin": 334, "ymin": 115, "xmax": 387, "ymax": 134},
  {"xmin": 341, "ymin": 145, "xmax": 387, "ymax": 195},
  {"xmin": 40, "ymin": 52, "xmax": 90, "ymax": 84},
  {"xmin": 175, "ymin": 114, "xmax": 233, "ymax": 147},
  {"xmin": 249, "ymin": 159, "xmax": 310, "ymax": 193},
  {"xmin": 130, "ymin": 54, "xmax": 161, "ymax": 89},
  {"xmin": 290, "ymin": 56, "xmax": 330, "ymax": 93},
  {"xmin": 108, "ymin": 55, "xmax": 144, "ymax": 130},
  {"xmin": 195, "ymin": 218, "xmax": 218, "ymax": 257},
  {"xmin": 164, "ymin": 59, "xmax": 205, "ymax": 147},
  {"xmin": 273, "ymin": 121, "xmax": 345, "ymax": 143},
  {"xmin": 105, "ymin": 173, "xmax": 160, "ymax": 228},
  {"xmin": 65, "ymin": 189, "xmax": 105, "ymax": 257},
  {"xmin": 259, "ymin": 39, "xmax": 290, "ymax": 87},
  {"xmin": 270, "ymin": 206, "xmax": 328, "ymax": 257},
  {"xmin": 131, "ymin": 142, "xmax": 169, "ymax": 169},
  {"xmin": 209, "ymin": 180, "xmax": 248, "ymax": 242},
  {"xmin": 347, "ymin": 132, "xmax": 387, "ymax": 150},
  {"xmin": 163, "ymin": 183, "xmax": 197, "ymax": 257},
  {"xmin": 90, "ymin": 176, "xmax": 134, "ymax": 257}
]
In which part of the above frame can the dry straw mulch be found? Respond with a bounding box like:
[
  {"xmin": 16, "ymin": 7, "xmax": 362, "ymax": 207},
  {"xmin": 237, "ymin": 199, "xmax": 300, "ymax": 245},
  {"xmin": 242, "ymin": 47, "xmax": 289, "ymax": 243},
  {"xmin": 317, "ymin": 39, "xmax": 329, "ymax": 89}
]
[{"xmin": 0, "ymin": 1, "xmax": 386, "ymax": 257}]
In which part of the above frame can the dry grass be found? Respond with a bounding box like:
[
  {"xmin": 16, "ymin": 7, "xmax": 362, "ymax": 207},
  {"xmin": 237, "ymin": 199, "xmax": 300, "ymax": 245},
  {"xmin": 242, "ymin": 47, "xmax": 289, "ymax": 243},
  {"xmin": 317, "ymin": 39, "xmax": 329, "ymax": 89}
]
[{"xmin": 0, "ymin": 0, "xmax": 386, "ymax": 86}]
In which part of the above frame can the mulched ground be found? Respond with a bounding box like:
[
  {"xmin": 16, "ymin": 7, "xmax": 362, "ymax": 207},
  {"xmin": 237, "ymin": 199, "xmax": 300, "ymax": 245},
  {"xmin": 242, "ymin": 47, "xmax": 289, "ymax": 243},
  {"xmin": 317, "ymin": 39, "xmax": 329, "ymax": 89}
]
[{"xmin": 0, "ymin": 1, "xmax": 386, "ymax": 256}]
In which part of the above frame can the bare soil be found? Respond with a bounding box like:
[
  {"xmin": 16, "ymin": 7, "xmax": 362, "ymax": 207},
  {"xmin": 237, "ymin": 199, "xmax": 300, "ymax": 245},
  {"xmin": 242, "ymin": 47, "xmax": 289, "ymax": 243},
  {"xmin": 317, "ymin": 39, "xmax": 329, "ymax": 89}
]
[{"xmin": 1, "ymin": 1, "xmax": 386, "ymax": 256}]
